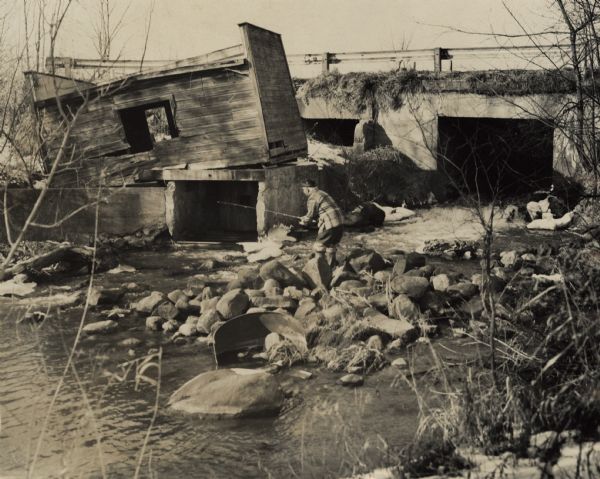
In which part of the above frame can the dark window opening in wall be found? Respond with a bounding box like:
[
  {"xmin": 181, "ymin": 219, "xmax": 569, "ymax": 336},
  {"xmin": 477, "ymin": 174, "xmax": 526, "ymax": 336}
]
[
  {"xmin": 303, "ymin": 118, "xmax": 359, "ymax": 146},
  {"xmin": 118, "ymin": 100, "xmax": 179, "ymax": 154},
  {"xmin": 172, "ymin": 181, "xmax": 259, "ymax": 242},
  {"xmin": 437, "ymin": 116, "xmax": 554, "ymax": 199}
]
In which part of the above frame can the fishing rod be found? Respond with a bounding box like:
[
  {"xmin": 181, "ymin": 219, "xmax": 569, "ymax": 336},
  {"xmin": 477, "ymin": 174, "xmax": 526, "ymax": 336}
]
[{"xmin": 216, "ymin": 200, "xmax": 303, "ymax": 219}]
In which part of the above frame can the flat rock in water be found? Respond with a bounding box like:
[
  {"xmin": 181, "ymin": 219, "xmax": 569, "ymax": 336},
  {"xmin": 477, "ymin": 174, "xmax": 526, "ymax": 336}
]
[
  {"xmin": 83, "ymin": 320, "xmax": 118, "ymax": 334},
  {"xmin": 338, "ymin": 373, "xmax": 364, "ymax": 387},
  {"xmin": 168, "ymin": 368, "xmax": 285, "ymax": 417}
]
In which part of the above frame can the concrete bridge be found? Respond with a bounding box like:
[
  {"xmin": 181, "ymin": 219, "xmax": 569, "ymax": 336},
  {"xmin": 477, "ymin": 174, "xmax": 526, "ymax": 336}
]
[{"xmin": 296, "ymin": 76, "xmax": 580, "ymax": 198}]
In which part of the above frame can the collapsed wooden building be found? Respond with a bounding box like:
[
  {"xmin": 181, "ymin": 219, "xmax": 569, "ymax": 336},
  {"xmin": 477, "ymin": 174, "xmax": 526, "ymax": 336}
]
[{"xmin": 21, "ymin": 23, "xmax": 315, "ymax": 242}]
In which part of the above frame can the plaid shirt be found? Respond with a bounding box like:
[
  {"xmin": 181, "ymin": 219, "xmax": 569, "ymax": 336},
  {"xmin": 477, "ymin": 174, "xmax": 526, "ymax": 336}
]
[{"xmin": 303, "ymin": 189, "xmax": 344, "ymax": 233}]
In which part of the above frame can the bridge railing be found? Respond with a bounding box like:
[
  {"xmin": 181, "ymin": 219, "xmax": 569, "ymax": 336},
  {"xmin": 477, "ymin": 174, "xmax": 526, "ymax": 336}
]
[{"xmin": 44, "ymin": 44, "xmax": 571, "ymax": 81}]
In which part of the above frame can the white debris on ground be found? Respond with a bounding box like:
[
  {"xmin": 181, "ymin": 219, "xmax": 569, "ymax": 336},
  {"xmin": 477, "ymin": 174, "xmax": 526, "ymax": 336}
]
[
  {"xmin": 372, "ymin": 202, "xmax": 415, "ymax": 223},
  {"xmin": 239, "ymin": 224, "xmax": 296, "ymax": 263},
  {"xmin": 0, "ymin": 274, "xmax": 37, "ymax": 297},
  {"xmin": 307, "ymin": 138, "xmax": 346, "ymax": 164},
  {"xmin": 527, "ymin": 212, "xmax": 574, "ymax": 231}
]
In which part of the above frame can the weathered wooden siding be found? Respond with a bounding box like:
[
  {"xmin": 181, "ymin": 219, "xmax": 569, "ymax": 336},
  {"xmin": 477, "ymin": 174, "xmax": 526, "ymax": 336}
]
[
  {"xmin": 46, "ymin": 65, "xmax": 268, "ymax": 187},
  {"xmin": 241, "ymin": 23, "xmax": 308, "ymax": 162}
]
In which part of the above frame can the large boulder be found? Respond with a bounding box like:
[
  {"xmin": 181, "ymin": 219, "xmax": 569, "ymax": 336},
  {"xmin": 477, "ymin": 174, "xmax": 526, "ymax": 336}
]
[
  {"xmin": 168, "ymin": 368, "xmax": 285, "ymax": 417},
  {"xmin": 216, "ymin": 290, "xmax": 250, "ymax": 320},
  {"xmin": 302, "ymin": 256, "xmax": 332, "ymax": 290},
  {"xmin": 390, "ymin": 276, "xmax": 430, "ymax": 299},
  {"xmin": 344, "ymin": 202, "xmax": 385, "ymax": 228},
  {"xmin": 259, "ymin": 260, "xmax": 305, "ymax": 288},
  {"xmin": 135, "ymin": 291, "xmax": 165, "ymax": 314}
]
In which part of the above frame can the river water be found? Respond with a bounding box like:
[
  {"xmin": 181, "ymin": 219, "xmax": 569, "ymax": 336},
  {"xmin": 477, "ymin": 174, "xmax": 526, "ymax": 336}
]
[{"xmin": 0, "ymin": 206, "xmax": 565, "ymax": 478}]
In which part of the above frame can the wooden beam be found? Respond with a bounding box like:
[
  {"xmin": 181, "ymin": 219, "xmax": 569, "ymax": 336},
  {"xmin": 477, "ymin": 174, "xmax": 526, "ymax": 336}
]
[{"xmin": 142, "ymin": 168, "xmax": 266, "ymax": 182}]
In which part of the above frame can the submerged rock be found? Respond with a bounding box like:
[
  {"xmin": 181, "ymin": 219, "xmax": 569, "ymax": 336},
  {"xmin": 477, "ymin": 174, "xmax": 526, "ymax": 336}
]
[
  {"xmin": 168, "ymin": 368, "xmax": 285, "ymax": 417},
  {"xmin": 338, "ymin": 373, "xmax": 364, "ymax": 387},
  {"xmin": 83, "ymin": 320, "xmax": 118, "ymax": 334}
]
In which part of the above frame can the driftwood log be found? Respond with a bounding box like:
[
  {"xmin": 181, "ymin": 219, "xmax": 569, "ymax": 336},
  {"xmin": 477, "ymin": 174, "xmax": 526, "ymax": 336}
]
[{"xmin": 0, "ymin": 245, "xmax": 110, "ymax": 281}]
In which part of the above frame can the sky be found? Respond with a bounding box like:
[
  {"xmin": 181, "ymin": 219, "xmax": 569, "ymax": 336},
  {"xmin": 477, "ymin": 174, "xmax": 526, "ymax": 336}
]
[{"xmin": 9, "ymin": 0, "xmax": 563, "ymax": 62}]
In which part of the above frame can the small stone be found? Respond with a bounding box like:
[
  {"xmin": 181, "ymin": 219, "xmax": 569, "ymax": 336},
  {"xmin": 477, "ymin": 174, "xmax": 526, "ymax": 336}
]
[
  {"xmin": 162, "ymin": 319, "xmax": 179, "ymax": 333},
  {"xmin": 390, "ymin": 294, "xmax": 420, "ymax": 321},
  {"xmin": 119, "ymin": 337, "xmax": 143, "ymax": 347},
  {"xmin": 264, "ymin": 287, "xmax": 283, "ymax": 297},
  {"xmin": 200, "ymin": 296, "xmax": 220, "ymax": 313},
  {"xmin": 294, "ymin": 299, "xmax": 319, "ymax": 320},
  {"xmin": 264, "ymin": 332, "xmax": 282, "ymax": 351},
  {"xmin": 196, "ymin": 336, "xmax": 212, "ymax": 347},
  {"xmin": 283, "ymin": 286, "xmax": 304, "ymax": 300},
  {"xmin": 386, "ymin": 339, "xmax": 403, "ymax": 354},
  {"xmin": 288, "ymin": 369, "xmax": 313, "ymax": 380},
  {"xmin": 167, "ymin": 289, "xmax": 187, "ymax": 304},
  {"xmin": 373, "ymin": 270, "xmax": 392, "ymax": 283},
  {"xmin": 500, "ymin": 250, "xmax": 520, "ymax": 269},
  {"xmin": 390, "ymin": 276, "xmax": 430, "ymax": 299},
  {"xmin": 145, "ymin": 316, "xmax": 164, "ymax": 331},
  {"xmin": 367, "ymin": 293, "xmax": 389, "ymax": 312},
  {"xmin": 178, "ymin": 323, "xmax": 197, "ymax": 337},
  {"xmin": 404, "ymin": 265, "xmax": 435, "ymax": 279},
  {"xmin": 156, "ymin": 301, "xmax": 180, "ymax": 321},
  {"xmin": 521, "ymin": 253, "xmax": 537, "ymax": 262},
  {"xmin": 391, "ymin": 357, "xmax": 408, "ymax": 370},
  {"xmin": 447, "ymin": 282, "xmax": 478, "ymax": 300},
  {"xmin": 251, "ymin": 296, "xmax": 297, "ymax": 311},
  {"xmin": 366, "ymin": 335, "xmax": 383, "ymax": 351},
  {"xmin": 431, "ymin": 274, "xmax": 451, "ymax": 292},
  {"xmin": 201, "ymin": 286, "xmax": 216, "ymax": 300},
  {"xmin": 196, "ymin": 310, "xmax": 222, "ymax": 334},
  {"xmin": 245, "ymin": 289, "xmax": 265, "ymax": 298},
  {"xmin": 83, "ymin": 320, "xmax": 118, "ymax": 334},
  {"xmin": 89, "ymin": 287, "xmax": 124, "ymax": 307},
  {"xmin": 216, "ymin": 290, "xmax": 250, "ymax": 320},
  {"xmin": 339, "ymin": 373, "xmax": 364, "ymax": 387},
  {"xmin": 262, "ymin": 278, "xmax": 281, "ymax": 290},
  {"xmin": 126, "ymin": 282, "xmax": 138, "ymax": 290}
]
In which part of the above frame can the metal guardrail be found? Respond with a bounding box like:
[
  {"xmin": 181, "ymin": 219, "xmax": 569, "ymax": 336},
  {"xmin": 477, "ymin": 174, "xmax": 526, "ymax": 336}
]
[{"xmin": 46, "ymin": 44, "xmax": 571, "ymax": 80}]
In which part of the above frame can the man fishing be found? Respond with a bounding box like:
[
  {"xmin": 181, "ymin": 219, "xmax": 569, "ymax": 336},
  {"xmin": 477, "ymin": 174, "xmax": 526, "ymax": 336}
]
[{"xmin": 298, "ymin": 179, "xmax": 344, "ymax": 268}]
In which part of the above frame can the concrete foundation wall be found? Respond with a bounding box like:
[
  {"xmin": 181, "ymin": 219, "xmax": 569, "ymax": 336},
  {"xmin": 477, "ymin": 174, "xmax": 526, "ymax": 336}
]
[{"xmin": 2, "ymin": 187, "xmax": 166, "ymax": 243}]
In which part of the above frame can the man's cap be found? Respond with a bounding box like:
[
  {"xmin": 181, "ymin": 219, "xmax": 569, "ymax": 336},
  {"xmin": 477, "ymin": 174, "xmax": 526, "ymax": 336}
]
[{"xmin": 301, "ymin": 179, "xmax": 317, "ymax": 187}]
